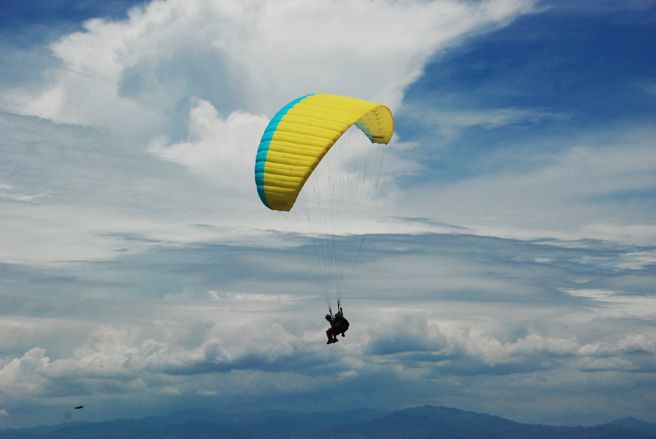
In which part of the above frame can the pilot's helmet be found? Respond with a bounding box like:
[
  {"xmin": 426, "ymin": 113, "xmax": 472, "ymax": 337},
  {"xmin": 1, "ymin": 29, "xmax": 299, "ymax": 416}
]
[{"xmin": 325, "ymin": 314, "xmax": 332, "ymax": 322}]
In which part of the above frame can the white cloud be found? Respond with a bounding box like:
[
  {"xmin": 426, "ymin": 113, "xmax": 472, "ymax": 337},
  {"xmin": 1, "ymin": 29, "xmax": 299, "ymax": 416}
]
[
  {"xmin": 0, "ymin": 183, "xmax": 48, "ymax": 203},
  {"xmin": 149, "ymin": 99, "xmax": 268, "ymax": 191},
  {"xmin": 402, "ymin": 105, "xmax": 565, "ymax": 141},
  {"xmin": 565, "ymin": 288, "xmax": 656, "ymax": 320},
  {"xmin": 2, "ymin": 306, "xmax": 652, "ymax": 403},
  {"xmin": 616, "ymin": 333, "xmax": 656, "ymax": 354},
  {"xmin": 0, "ymin": 314, "xmax": 332, "ymax": 401},
  {"xmin": 3, "ymin": 0, "xmax": 534, "ymax": 138},
  {"xmin": 404, "ymin": 141, "xmax": 656, "ymax": 244},
  {"xmin": 0, "ymin": 347, "xmax": 51, "ymax": 396}
]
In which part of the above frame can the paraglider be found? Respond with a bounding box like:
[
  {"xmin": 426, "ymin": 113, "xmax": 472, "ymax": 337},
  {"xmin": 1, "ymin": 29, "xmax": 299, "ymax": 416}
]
[
  {"xmin": 325, "ymin": 300, "xmax": 349, "ymax": 344},
  {"xmin": 74, "ymin": 405, "xmax": 84, "ymax": 410},
  {"xmin": 254, "ymin": 93, "xmax": 394, "ymax": 343}
]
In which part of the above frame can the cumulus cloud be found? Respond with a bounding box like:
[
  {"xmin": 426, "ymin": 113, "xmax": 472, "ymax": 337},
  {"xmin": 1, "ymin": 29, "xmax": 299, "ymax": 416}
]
[
  {"xmin": 2, "ymin": 309, "xmax": 653, "ymax": 405},
  {"xmin": 361, "ymin": 314, "xmax": 656, "ymax": 376},
  {"xmin": 0, "ymin": 318, "xmax": 334, "ymax": 401},
  {"xmin": 0, "ymin": 347, "xmax": 52, "ymax": 396},
  {"xmin": 4, "ymin": 0, "xmax": 535, "ymax": 137},
  {"xmin": 149, "ymin": 100, "xmax": 269, "ymax": 190}
]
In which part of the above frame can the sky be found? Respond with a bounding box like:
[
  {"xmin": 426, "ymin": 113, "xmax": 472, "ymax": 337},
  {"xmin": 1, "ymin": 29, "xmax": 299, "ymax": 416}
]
[{"xmin": 1, "ymin": 0, "xmax": 655, "ymax": 429}]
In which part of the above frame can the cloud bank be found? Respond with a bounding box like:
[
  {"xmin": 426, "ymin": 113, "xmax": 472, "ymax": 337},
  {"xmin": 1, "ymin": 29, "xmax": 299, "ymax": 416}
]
[{"xmin": 1, "ymin": 231, "xmax": 655, "ymax": 426}]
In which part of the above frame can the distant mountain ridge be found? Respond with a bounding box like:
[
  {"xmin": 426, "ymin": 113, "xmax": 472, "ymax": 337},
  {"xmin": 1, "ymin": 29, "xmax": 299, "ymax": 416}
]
[
  {"xmin": 336, "ymin": 406, "xmax": 656, "ymax": 439},
  {"xmin": 2, "ymin": 405, "xmax": 655, "ymax": 439},
  {"xmin": 606, "ymin": 417, "xmax": 656, "ymax": 436}
]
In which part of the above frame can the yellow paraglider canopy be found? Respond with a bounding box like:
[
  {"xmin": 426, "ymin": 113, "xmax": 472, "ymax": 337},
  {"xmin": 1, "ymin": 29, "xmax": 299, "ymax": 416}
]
[{"xmin": 255, "ymin": 94, "xmax": 394, "ymax": 211}]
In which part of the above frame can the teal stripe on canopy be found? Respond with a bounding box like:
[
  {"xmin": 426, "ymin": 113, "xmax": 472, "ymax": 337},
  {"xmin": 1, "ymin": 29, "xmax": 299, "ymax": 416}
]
[{"xmin": 254, "ymin": 94, "xmax": 314, "ymax": 208}]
